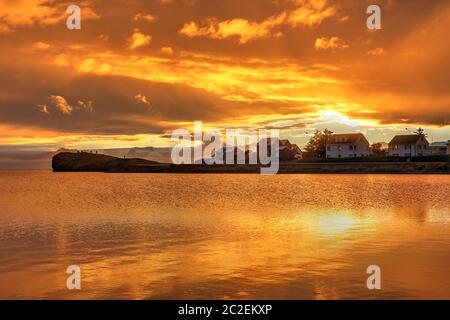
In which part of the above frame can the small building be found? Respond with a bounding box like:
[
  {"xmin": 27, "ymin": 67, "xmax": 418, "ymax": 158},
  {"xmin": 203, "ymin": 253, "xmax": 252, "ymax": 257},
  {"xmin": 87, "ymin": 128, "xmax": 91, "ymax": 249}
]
[
  {"xmin": 326, "ymin": 133, "xmax": 370, "ymax": 159},
  {"xmin": 259, "ymin": 139, "xmax": 302, "ymax": 161},
  {"xmin": 213, "ymin": 138, "xmax": 302, "ymax": 163},
  {"xmin": 279, "ymin": 140, "xmax": 303, "ymax": 161},
  {"xmin": 388, "ymin": 135, "xmax": 430, "ymax": 157},
  {"xmin": 430, "ymin": 141, "xmax": 449, "ymax": 156}
]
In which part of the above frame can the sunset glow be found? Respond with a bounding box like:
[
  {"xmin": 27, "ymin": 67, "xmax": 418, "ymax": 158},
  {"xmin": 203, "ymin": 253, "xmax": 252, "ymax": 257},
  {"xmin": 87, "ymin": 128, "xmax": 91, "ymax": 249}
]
[{"xmin": 1, "ymin": 0, "xmax": 449, "ymax": 156}]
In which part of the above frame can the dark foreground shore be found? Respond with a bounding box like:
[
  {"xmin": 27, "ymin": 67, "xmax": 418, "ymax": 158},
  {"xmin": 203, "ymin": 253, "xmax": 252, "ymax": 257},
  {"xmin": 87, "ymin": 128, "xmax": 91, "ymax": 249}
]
[{"xmin": 52, "ymin": 152, "xmax": 450, "ymax": 174}]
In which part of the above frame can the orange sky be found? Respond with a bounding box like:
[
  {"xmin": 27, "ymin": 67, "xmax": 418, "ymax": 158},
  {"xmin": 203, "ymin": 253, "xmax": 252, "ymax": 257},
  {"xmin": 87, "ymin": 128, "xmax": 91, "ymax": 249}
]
[{"xmin": 0, "ymin": 0, "xmax": 449, "ymax": 152}]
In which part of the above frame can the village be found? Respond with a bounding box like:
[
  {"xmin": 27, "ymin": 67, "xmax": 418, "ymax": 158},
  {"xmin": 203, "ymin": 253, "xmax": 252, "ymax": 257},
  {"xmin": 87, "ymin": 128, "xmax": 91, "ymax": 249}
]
[
  {"xmin": 275, "ymin": 129, "xmax": 450, "ymax": 162},
  {"xmin": 61, "ymin": 127, "xmax": 450, "ymax": 175},
  {"xmin": 76, "ymin": 128, "xmax": 450, "ymax": 165}
]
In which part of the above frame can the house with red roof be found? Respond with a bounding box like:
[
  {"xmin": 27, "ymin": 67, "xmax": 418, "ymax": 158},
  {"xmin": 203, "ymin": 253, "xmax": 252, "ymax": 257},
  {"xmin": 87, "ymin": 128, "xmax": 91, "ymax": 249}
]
[
  {"xmin": 388, "ymin": 135, "xmax": 431, "ymax": 157},
  {"xmin": 325, "ymin": 133, "xmax": 370, "ymax": 159}
]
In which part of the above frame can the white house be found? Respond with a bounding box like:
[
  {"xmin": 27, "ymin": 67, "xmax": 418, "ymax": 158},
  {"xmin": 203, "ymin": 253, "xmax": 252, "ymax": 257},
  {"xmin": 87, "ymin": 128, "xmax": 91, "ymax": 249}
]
[
  {"xmin": 326, "ymin": 133, "xmax": 370, "ymax": 159},
  {"xmin": 388, "ymin": 135, "xmax": 431, "ymax": 157}
]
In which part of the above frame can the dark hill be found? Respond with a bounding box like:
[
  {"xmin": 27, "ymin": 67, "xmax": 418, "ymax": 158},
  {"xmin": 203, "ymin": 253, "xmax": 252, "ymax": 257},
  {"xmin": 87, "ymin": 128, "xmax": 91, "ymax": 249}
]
[{"xmin": 52, "ymin": 152, "xmax": 165, "ymax": 172}]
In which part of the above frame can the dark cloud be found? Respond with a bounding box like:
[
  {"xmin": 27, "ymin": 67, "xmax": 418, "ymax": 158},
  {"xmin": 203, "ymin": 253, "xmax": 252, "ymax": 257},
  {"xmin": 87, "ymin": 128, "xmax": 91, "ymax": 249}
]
[
  {"xmin": 0, "ymin": 65, "xmax": 275, "ymax": 135},
  {"xmin": 0, "ymin": 0, "xmax": 449, "ymax": 158}
]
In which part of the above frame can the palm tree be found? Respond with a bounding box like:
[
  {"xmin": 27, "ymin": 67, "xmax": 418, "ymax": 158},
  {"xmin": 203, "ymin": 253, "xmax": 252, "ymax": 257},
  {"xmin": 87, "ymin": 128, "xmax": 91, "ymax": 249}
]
[{"xmin": 414, "ymin": 127, "xmax": 428, "ymax": 137}]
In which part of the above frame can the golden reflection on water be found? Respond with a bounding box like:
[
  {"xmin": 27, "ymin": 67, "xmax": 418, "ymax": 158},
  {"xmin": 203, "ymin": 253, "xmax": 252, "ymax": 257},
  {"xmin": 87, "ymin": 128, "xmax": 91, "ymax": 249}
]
[
  {"xmin": 0, "ymin": 172, "xmax": 450, "ymax": 299},
  {"xmin": 318, "ymin": 214, "xmax": 357, "ymax": 236}
]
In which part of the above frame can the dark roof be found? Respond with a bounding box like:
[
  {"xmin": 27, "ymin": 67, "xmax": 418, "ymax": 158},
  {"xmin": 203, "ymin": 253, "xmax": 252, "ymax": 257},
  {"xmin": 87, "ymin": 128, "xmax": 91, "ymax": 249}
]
[
  {"xmin": 326, "ymin": 133, "xmax": 365, "ymax": 144},
  {"xmin": 389, "ymin": 135, "xmax": 424, "ymax": 145},
  {"xmin": 430, "ymin": 141, "xmax": 448, "ymax": 148}
]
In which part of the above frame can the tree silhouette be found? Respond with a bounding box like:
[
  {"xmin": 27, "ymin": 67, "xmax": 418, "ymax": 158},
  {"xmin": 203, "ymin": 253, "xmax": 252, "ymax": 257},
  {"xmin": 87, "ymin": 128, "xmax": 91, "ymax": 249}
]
[
  {"xmin": 304, "ymin": 129, "xmax": 334, "ymax": 158},
  {"xmin": 414, "ymin": 127, "xmax": 428, "ymax": 137},
  {"xmin": 370, "ymin": 143, "xmax": 387, "ymax": 156}
]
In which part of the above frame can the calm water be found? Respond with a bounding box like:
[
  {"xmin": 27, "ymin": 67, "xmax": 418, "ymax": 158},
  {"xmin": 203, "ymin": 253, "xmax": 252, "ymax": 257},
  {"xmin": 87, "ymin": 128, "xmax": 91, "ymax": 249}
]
[{"xmin": 0, "ymin": 171, "xmax": 449, "ymax": 300}]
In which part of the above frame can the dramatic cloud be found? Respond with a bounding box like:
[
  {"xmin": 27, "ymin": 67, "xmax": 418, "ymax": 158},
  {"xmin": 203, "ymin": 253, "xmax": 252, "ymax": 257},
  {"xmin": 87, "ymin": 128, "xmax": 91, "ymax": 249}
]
[
  {"xmin": 50, "ymin": 95, "xmax": 73, "ymax": 115},
  {"xmin": 0, "ymin": 0, "xmax": 449, "ymax": 164},
  {"xmin": 0, "ymin": 0, "xmax": 99, "ymax": 31},
  {"xmin": 77, "ymin": 100, "xmax": 94, "ymax": 112},
  {"xmin": 133, "ymin": 13, "xmax": 155, "ymax": 23},
  {"xmin": 127, "ymin": 28, "xmax": 152, "ymax": 49},
  {"xmin": 180, "ymin": 15, "xmax": 285, "ymax": 44},
  {"xmin": 286, "ymin": 0, "xmax": 337, "ymax": 27},
  {"xmin": 39, "ymin": 96, "xmax": 93, "ymax": 115},
  {"xmin": 134, "ymin": 94, "xmax": 150, "ymax": 105},
  {"xmin": 179, "ymin": 0, "xmax": 337, "ymax": 43},
  {"xmin": 315, "ymin": 37, "xmax": 349, "ymax": 50},
  {"xmin": 35, "ymin": 104, "xmax": 50, "ymax": 114},
  {"xmin": 0, "ymin": 0, "xmax": 63, "ymax": 27}
]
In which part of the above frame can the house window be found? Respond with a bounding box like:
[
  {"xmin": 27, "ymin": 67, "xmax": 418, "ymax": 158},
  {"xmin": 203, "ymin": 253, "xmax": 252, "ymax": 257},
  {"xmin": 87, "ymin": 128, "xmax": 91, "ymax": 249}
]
[
  {"xmin": 394, "ymin": 145, "xmax": 399, "ymax": 150},
  {"xmin": 327, "ymin": 146, "xmax": 331, "ymax": 151},
  {"xmin": 418, "ymin": 145, "xmax": 422, "ymax": 150},
  {"xmin": 338, "ymin": 146, "xmax": 342, "ymax": 151}
]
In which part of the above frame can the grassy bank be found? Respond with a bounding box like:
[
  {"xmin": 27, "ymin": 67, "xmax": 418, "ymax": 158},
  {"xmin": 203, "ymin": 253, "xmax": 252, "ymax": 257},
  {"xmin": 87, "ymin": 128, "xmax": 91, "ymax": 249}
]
[{"xmin": 299, "ymin": 155, "xmax": 450, "ymax": 163}]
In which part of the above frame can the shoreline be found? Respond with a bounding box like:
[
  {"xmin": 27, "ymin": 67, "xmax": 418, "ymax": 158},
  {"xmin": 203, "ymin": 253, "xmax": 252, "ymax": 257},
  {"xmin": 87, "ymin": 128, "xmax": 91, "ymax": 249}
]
[
  {"xmin": 100, "ymin": 163, "xmax": 450, "ymax": 174},
  {"xmin": 52, "ymin": 153, "xmax": 450, "ymax": 174}
]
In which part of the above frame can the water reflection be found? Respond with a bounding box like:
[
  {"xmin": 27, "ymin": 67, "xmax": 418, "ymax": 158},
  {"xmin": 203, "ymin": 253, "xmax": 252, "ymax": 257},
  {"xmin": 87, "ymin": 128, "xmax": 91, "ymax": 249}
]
[{"xmin": 0, "ymin": 172, "xmax": 449, "ymax": 299}]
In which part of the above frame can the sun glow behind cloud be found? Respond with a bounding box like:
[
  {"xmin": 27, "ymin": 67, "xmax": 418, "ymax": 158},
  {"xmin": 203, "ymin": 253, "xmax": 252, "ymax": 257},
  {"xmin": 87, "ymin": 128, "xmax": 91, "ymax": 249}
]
[{"xmin": 0, "ymin": 0, "xmax": 449, "ymax": 155}]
